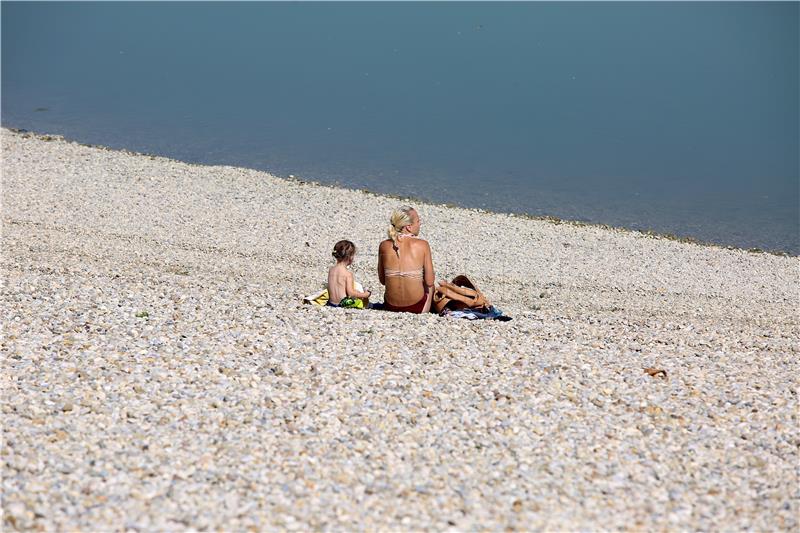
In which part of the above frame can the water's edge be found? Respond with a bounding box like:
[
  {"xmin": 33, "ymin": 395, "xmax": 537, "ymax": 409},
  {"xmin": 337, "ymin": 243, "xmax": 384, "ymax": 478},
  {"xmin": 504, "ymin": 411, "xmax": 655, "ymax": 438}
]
[{"xmin": 5, "ymin": 126, "xmax": 795, "ymax": 257}]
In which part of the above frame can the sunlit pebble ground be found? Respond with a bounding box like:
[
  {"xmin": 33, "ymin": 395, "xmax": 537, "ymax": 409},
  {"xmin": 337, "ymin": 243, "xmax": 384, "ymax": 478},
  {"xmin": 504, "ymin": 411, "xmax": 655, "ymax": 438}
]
[{"xmin": 2, "ymin": 128, "xmax": 798, "ymax": 531}]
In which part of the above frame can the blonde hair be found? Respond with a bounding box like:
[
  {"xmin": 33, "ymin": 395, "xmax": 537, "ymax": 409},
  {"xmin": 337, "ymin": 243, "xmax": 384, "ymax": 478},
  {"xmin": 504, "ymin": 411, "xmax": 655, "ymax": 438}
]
[{"xmin": 388, "ymin": 205, "xmax": 415, "ymax": 254}]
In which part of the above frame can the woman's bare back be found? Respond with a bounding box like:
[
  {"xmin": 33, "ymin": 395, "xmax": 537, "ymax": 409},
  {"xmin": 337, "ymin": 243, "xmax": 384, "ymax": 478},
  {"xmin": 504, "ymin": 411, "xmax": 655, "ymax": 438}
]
[{"xmin": 379, "ymin": 237, "xmax": 434, "ymax": 307}]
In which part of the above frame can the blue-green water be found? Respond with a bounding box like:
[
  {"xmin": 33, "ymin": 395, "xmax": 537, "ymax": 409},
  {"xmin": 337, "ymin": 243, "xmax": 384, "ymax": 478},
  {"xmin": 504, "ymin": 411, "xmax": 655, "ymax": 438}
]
[{"xmin": 3, "ymin": 2, "xmax": 798, "ymax": 253}]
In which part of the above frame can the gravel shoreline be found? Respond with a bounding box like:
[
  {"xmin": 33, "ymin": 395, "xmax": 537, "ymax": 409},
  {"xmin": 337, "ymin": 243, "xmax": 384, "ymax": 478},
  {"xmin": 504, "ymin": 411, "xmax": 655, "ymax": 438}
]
[{"xmin": 2, "ymin": 128, "xmax": 798, "ymax": 531}]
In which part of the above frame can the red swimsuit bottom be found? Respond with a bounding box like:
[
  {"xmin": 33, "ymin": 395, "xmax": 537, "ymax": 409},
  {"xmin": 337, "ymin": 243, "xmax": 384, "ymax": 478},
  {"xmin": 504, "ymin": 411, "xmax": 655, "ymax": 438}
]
[{"xmin": 383, "ymin": 286, "xmax": 429, "ymax": 314}]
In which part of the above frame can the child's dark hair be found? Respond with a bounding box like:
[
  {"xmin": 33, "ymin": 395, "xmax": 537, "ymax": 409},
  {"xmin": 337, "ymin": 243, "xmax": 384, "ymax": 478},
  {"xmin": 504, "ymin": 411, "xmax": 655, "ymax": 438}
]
[{"xmin": 332, "ymin": 240, "xmax": 356, "ymax": 261}]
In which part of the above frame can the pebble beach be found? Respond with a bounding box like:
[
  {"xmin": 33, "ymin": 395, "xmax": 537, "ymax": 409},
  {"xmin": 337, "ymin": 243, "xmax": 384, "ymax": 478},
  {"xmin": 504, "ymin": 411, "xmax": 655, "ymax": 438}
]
[{"xmin": 2, "ymin": 128, "xmax": 798, "ymax": 531}]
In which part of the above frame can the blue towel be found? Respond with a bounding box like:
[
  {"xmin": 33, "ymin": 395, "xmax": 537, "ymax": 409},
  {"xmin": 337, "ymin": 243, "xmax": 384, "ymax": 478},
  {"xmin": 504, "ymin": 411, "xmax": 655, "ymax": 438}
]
[{"xmin": 443, "ymin": 306, "xmax": 511, "ymax": 321}]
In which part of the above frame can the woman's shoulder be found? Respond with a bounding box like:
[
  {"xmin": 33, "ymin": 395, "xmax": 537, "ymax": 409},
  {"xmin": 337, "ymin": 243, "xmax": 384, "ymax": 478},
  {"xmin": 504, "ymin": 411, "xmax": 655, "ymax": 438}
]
[{"xmin": 410, "ymin": 237, "xmax": 431, "ymax": 249}]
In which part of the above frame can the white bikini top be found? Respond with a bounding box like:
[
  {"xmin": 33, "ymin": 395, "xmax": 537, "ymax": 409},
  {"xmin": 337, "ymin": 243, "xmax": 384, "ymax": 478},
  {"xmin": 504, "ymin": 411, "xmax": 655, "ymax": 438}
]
[{"xmin": 384, "ymin": 267, "xmax": 424, "ymax": 279}]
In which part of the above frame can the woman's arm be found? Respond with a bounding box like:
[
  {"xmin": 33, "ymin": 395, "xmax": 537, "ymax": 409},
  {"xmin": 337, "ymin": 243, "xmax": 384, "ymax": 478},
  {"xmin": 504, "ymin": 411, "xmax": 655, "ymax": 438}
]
[
  {"xmin": 377, "ymin": 243, "xmax": 386, "ymax": 286},
  {"xmin": 423, "ymin": 241, "xmax": 435, "ymax": 289}
]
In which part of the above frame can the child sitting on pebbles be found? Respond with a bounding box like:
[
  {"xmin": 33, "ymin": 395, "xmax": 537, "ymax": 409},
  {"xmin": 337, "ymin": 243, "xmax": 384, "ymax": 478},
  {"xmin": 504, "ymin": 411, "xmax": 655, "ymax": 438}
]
[{"xmin": 328, "ymin": 240, "xmax": 371, "ymax": 308}]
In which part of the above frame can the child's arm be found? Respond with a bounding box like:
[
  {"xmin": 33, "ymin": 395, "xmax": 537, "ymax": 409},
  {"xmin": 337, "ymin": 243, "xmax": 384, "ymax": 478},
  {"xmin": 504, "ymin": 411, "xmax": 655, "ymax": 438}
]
[{"xmin": 345, "ymin": 271, "xmax": 371, "ymax": 299}]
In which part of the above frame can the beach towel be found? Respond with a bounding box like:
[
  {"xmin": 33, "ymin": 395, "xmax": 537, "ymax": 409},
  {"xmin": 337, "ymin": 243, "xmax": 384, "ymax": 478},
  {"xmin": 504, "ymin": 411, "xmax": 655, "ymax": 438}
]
[
  {"xmin": 441, "ymin": 306, "xmax": 512, "ymax": 321},
  {"xmin": 303, "ymin": 287, "xmax": 330, "ymax": 306}
]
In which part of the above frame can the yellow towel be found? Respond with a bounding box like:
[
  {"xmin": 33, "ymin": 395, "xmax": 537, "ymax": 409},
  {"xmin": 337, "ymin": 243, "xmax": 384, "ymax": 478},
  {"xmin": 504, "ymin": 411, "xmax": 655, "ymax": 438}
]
[
  {"xmin": 303, "ymin": 287, "xmax": 329, "ymax": 306},
  {"xmin": 313, "ymin": 289, "xmax": 330, "ymax": 306}
]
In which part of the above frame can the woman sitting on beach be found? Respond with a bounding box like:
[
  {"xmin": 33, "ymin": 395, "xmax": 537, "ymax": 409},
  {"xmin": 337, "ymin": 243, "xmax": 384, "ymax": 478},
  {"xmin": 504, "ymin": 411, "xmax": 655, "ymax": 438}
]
[{"xmin": 378, "ymin": 206, "xmax": 435, "ymax": 313}]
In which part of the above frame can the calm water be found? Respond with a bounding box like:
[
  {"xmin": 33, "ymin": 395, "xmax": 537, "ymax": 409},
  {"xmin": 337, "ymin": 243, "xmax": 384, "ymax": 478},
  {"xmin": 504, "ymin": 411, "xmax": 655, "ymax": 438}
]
[{"xmin": 3, "ymin": 2, "xmax": 798, "ymax": 253}]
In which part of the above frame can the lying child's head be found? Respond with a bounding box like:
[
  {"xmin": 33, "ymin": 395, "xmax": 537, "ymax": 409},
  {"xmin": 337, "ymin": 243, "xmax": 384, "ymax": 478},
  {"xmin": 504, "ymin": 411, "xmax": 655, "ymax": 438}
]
[{"xmin": 332, "ymin": 240, "xmax": 356, "ymax": 264}]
